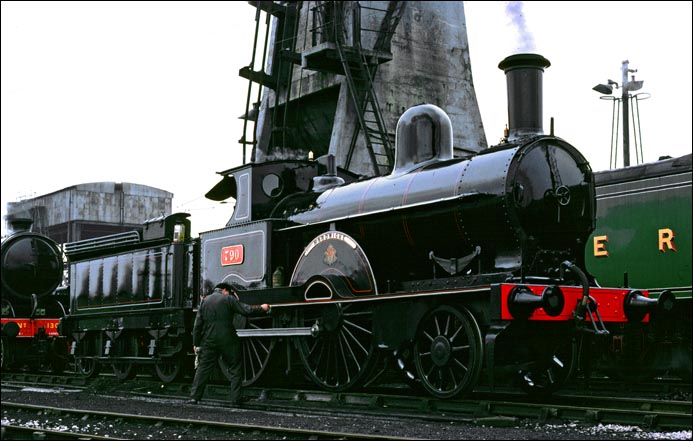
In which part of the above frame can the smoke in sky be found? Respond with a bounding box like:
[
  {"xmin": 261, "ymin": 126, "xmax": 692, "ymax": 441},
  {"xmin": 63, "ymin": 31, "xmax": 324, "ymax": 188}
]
[{"xmin": 505, "ymin": 1, "xmax": 535, "ymax": 53}]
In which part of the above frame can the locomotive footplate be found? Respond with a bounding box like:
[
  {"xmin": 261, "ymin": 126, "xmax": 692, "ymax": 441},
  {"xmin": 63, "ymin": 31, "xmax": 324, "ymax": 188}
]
[{"xmin": 236, "ymin": 324, "xmax": 319, "ymax": 338}]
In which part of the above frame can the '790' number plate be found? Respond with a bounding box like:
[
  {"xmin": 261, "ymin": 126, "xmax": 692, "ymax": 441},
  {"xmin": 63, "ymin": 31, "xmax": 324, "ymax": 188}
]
[{"xmin": 221, "ymin": 245, "xmax": 244, "ymax": 266}]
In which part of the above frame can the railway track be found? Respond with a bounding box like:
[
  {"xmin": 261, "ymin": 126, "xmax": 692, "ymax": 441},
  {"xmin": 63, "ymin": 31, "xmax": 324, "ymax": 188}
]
[
  {"xmin": 175, "ymin": 386, "xmax": 693, "ymax": 431},
  {"xmin": 2, "ymin": 372, "xmax": 691, "ymax": 433},
  {"xmin": 1, "ymin": 424, "xmax": 125, "ymax": 440},
  {"xmin": 1, "ymin": 401, "xmax": 415, "ymax": 440}
]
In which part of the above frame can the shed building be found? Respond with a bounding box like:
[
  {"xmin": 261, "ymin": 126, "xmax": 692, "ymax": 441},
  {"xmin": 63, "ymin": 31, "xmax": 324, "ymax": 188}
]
[{"xmin": 5, "ymin": 182, "xmax": 172, "ymax": 244}]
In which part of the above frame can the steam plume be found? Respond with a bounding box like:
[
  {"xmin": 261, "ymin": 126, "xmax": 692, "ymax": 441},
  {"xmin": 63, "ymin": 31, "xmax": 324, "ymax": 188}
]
[{"xmin": 506, "ymin": 1, "xmax": 535, "ymax": 53}]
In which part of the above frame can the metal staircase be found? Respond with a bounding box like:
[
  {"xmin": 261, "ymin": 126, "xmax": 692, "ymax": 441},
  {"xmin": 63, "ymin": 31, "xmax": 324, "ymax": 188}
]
[
  {"xmin": 239, "ymin": 1, "xmax": 405, "ymax": 175},
  {"xmin": 336, "ymin": 35, "xmax": 392, "ymax": 175},
  {"xmin": 340, "ymin": 2, "xmax": 404, "ymax": 175},
  {"xmin": 316, "ymin": 1, "xmax": 404, "ymax": 175}
]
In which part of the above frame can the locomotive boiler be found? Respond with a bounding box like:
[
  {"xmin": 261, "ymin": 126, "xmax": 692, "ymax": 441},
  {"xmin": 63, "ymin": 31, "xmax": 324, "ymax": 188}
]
[
  {"xmin": 60, "ymin": 54, "xmax": 666, "ymax": 399},
  {"xmin": 1, "ymin": 219, "xmax": 68, "ymax": 372}
]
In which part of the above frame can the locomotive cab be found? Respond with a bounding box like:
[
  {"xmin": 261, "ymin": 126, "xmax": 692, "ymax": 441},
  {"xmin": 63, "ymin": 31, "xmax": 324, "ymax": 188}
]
[{"xmin": 206, "ymin": 160, "xmax": 359, "ymax": 226}]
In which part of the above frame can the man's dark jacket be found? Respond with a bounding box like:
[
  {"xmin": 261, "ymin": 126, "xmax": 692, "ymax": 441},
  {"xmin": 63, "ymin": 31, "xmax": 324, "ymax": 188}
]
[{"xmin": 192, "ymin": 289, "xmax": 265, "ymax": 348}]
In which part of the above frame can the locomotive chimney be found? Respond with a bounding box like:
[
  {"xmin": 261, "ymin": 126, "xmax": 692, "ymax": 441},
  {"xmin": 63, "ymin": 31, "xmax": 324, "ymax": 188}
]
[
  {"xmin": 498, "ymin": 53, "xmax": 551, "ymax": 142},
  {"xmin": 7, "ymin": 217, "xmax": 33, "ymax": 233}
]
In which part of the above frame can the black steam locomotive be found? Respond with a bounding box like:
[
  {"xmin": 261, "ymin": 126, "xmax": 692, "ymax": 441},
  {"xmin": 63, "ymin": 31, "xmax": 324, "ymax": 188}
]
[
  {"xmin": 59, "ymin": 54, "xmax": 667, "ymax": 398},
  {"xmin": 1, "ymin": 219, "xmax": 69, "ymax": 372}
]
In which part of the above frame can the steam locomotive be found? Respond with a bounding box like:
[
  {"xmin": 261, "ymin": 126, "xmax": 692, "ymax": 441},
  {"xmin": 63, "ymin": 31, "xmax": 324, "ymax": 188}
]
[
  {"xmin": 1, "ymin": 219, "xmax": 69, "ymax": 372},
  {"xmin": 58, "ymin": 54, "xmax": 668, "ymax": 398}
]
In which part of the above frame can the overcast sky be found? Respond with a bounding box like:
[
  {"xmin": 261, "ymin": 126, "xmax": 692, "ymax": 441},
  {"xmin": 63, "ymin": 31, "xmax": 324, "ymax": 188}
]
[{"xmin": 2, "ymin": 1, "xmax": 691, "ymax": 238}]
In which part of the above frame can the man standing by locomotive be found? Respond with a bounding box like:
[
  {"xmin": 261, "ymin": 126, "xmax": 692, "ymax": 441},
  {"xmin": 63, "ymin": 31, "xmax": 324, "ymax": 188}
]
[{"xmin": 188, "ymin": 282, "xmax": 269, "ymax": 405}]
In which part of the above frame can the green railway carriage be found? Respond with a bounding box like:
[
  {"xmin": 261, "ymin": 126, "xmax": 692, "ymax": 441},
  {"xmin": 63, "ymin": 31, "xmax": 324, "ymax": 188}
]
[
  {"xmin": 586, "ymin": 154, "xmax": 692, "ymax": 381},
  {"xmin": 587, "ymin": 154, "xmax": 691, "ymax": 299}
]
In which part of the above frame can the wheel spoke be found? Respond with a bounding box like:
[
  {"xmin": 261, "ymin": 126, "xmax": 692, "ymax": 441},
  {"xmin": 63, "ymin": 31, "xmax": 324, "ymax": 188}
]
[
  {"xmin": 341, "ymin": 310, "xmax": 371, "ymax": 318},
  {"xmin": 341, "ymin": 322, "xmax": 369, "ymax": 356},
  {"xmin": 452, "ymin": 356, "xmax": 469, "ymax": 371},
  {"xmin": 247, "ymin": 339, "xmax": 266, "ymax": 368},
  {"xmin": 447, "ymin": 367, "xmax": 459, "ymax": 389},
  {"xmin": 551, "ymin": 355, "xmax": 564, "ymax": 369},
  {"xmin": 342, "ymin": 318, "xmax": 372, "ymax": 336},
  {"xmin": 241, "ymin": 344, "xmax": 257, "ymax": 380},
  {"xmin": 311, "ymin": 340, "xmax": 326, "ymax": 376},
  {"xmin": 339, "ymin": 329, "xmax": 361, "ymax": 372},
  {"xmin": 305, "ymin": 338, "xmax": 319, "ymax": 359},
  {"xmin": 449, "ymin": 323, "xmax": 464, "ymax": 342},
  {"xmin": 337, "ymin": 332, "xmax": 352, "ymax": 384},
  {"xmin": 452, "ymin": 344, "xmax": 470, "ymax": 352}
]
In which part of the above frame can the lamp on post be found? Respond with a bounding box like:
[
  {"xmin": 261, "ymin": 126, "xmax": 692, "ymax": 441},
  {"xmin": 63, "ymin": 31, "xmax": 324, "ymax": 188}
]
[
  {"xmin": 592, "ymin": 79, "xmax": 618, "ymax": 95},
  {"xmin": 593, "ymin": 61, "xmax": 648, "ymax": 168}
]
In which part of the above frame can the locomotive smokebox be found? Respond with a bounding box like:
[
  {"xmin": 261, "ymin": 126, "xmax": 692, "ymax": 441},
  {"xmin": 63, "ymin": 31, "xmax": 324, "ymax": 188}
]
[
  {"xmin": 498, "ymin": 53, "xmax": 551, "ymax": 142},
  {"xmin": 1, "ymin": 229, "xmax": 63, "ymax": 302}
]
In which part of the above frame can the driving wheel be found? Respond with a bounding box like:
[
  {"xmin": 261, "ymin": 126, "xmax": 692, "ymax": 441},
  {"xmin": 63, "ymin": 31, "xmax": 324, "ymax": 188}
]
[{"xmin": 297, "ymin": 302, "xmax": 379, "ymax": 391}]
